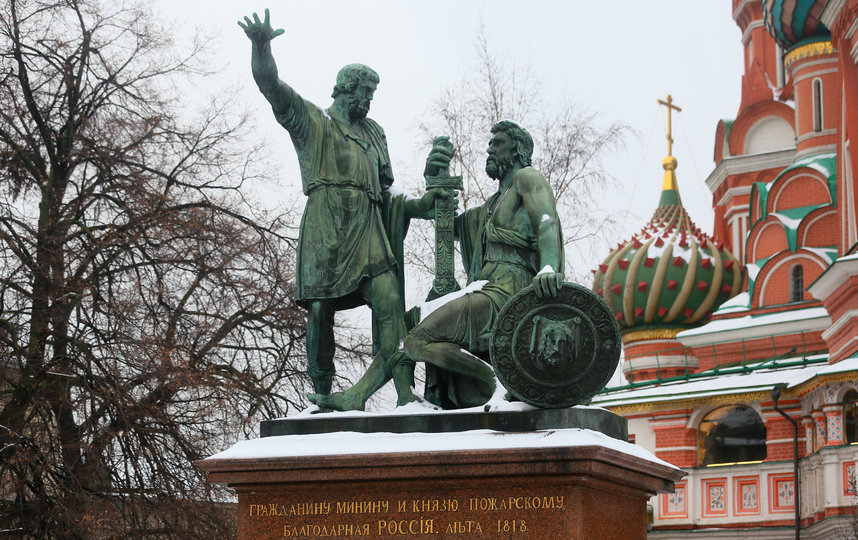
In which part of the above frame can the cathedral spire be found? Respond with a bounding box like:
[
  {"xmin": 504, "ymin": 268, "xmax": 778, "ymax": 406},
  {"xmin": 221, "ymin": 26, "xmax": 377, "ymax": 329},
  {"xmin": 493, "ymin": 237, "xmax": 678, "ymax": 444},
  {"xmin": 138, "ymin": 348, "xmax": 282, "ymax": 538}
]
[{"xmin": 657, "ymin": 94, "xmax": 682, "ymax": 207}]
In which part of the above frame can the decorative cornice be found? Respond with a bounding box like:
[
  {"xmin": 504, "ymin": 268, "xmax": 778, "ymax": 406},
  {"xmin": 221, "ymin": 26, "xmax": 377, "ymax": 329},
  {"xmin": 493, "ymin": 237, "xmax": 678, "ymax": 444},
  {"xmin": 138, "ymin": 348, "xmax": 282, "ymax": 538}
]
[
  {"xmin": 718, "ymin": 186, "xmax": 753, "ymax": 207},
  {"xmin": 724, "ymin": 204, "xmax": 751, "ymax": 221},
  {"xmin": 795, "ymin": 142, "xmax": 838, "ymax": 160},
  {"xmin": 741, "ymin": 20, "xmax": 766, "ymax": 45},
  {"xmin": 823, "ymin": 0, "xmax": 858, "ymax": 41},
  {"xmin": 808, "ymin": 255, "xmax": 858, "ymax": 299},
  {"xmin": 821, "ymin": 309, "xmax": 858, "ymax": 341},
  {"xmin": 624, "ymin": 355, "xmax": 698, "ymax": 371},
  {"xmin": 828, "ymin": 336, "xmax": 858, "ymax": 361},
  {"xmin": 706, "ymin": 148, "xmax": 796, "ymax": 194},
  {"xmin": 796, "ymin": 128, "xmax": 838, "ymax": 143},
  {"xmin": 733, "ymin": 0, "xmax": 755, "ymax": 22},
  {"xmin": 792, "ymin": 65, "xmax": 839, "ymax": 84},
  {"xmin": 820, "ymin": 0, "xmax": 847, "ymax": 29},
  {"xmin": 605, "ymin": 390, "xmax": 772, "ymax": 415},
  {"xmin": 784, "ymin": 41, "xmax": 836, "ymax": 71},
  {"xmin": 604, "ymin": 370, "xmax": 858, "ymax": 415},
  {"xmin": 622, "ymin": 328, "xmax": 683, "ymax": 344},
  {"xmin": 675, "ymin": 309, "xmax": 831, "ymax": 347},
  {"xmin": 790, "ymin": 370, "xmax": 858, "ymax": 397}
]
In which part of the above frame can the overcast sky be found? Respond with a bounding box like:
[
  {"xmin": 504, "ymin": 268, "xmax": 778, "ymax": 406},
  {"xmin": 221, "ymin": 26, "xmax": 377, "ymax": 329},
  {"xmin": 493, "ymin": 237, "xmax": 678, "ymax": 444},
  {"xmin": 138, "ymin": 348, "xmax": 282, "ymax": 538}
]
[{"xmin": 158, "ymin": 0, "xmax": 745, "ymax": 272}]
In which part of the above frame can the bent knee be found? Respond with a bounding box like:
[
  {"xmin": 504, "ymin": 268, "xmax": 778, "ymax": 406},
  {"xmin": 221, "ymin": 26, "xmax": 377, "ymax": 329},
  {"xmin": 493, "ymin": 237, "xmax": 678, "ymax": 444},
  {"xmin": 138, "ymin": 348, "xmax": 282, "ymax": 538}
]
[{"xmin": 403, "ymin": 334, "xmax": 424, "ymax": 358}]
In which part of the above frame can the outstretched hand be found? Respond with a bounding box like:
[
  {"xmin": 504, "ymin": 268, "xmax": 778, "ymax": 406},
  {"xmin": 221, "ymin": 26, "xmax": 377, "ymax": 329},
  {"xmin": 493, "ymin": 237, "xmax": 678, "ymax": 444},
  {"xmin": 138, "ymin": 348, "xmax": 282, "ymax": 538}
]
[
  {"xmin": 424, "ymin": 135, "xmax": 456, "ymax": 179},
  {"xmin": 413, "ymin": 188, "xmax": 458, "ymax": 219},
  {"xmin": 238, "ymin": 9, "xmax": 284, "ymax": 43}
]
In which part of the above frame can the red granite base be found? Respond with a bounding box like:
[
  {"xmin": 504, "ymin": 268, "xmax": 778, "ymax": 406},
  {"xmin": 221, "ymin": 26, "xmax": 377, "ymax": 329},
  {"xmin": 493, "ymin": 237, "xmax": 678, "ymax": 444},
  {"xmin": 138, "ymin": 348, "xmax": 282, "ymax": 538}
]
[{"xmin": 199, "ymin": 443, "xmax": 682, "ymax": 539}]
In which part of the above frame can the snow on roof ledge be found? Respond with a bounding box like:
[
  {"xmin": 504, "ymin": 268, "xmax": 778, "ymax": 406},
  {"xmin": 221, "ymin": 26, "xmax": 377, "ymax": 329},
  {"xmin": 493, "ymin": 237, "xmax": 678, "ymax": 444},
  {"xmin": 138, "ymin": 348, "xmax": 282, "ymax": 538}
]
[
  {"xmin": 676, "ymin": 306, "xmax": 830, "ymax": 346},
  {"xmin": 204, "ymin": 428, "xmax": 676, "ymax": 470}
]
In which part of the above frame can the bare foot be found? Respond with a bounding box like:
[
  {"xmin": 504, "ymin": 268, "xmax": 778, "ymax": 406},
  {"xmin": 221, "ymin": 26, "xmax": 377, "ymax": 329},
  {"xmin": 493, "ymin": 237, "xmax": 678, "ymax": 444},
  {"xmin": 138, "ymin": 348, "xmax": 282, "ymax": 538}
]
[
  {"xmin": 306, "ymin": 391, "xmax": 366, "ymax": 411},
  {"xmin": 396, "ymin": 387, "xmax": 421, "ymax": 407}
]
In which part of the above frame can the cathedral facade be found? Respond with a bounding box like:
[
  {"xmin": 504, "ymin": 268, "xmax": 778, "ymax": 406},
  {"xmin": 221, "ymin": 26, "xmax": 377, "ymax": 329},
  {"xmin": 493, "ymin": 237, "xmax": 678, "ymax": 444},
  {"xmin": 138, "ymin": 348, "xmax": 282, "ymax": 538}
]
[{"xmin": 593, "ymin": 1, "xmax": 858, "ymax": 537}]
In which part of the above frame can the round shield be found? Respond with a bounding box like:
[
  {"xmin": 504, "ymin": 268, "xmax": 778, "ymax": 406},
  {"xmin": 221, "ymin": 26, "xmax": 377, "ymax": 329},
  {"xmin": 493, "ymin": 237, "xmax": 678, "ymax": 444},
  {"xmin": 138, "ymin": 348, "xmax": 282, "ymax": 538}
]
[{"xmin": 489, "ymin": 282, "xmax": 621, "ymax": 408}]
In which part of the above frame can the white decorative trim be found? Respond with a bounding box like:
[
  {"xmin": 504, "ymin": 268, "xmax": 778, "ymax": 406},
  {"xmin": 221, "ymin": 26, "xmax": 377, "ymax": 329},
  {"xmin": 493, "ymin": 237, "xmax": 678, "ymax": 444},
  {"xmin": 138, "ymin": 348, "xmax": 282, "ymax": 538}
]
[
  {"xmin": 766, "ymin": 438, "xmax": 803, "ymax": 445},
  {"xmin": 625, "ymin": 355, "xmax": 698, "ymax": 372},
  {"xmin": 676, "ymin": 308, "xmax": 831, "ymax": 346},
  {"xmin": 848, "ymin": 20, "xmax": 858, "ymax": 41},
  {"xmin": 706, "ymin": 149, "xmax": 796, "ymax": 194},
  {"xmin": 795, "ymin": 143, "xmax": 838, "ymax": 160},
  {"xmin": 821, "ymin": 0, "xmax": 847, "ymax": 28},
  {"xmin": 628, "ymin": 339, "xmax": 685, "ymax": 348},
  {"xmin": 656, "ymin": 446, "xmax": 697, "ymax": 452},
  {"xmin": 733, "ymin": 0, "xmax": 754, "ymax": 21},
  {"xmin": 801, "ymin": 209, "xmax": 837, "ymax": 246},
  {"xmin": 719, "ymin": 186, "xmax": 753, "ymax": 207},
  {"xmin": 808, "ymin": 256, "xmax": 858, "ymax": 299},
  {"xmin": 822, "ymin": 309, "xmax": 858, "ymax": 341},
  {"xmin": 772, "ymin": 173, "xmax": 831, "ymax": 210},
  {"xmin": 792, "ymin": 65, "xmax": 840, "ymax": 84},
  {"xmin": 829, "ymin": 336, "xmax": 858, "ymax": 361},
  {"xmin": 650, "ymin": 417, "xmax": 691, "ymax": 426},
  {"xmin": 797, "ymin": 129, "xmax": 837, "ymax": 144},
  {"xmin": 751, "ymin": 221, "xmax": 788, "ymax": 262},
  {"xmin": 741, "ymin": 20, "xmax": 765, "ymax": 45},
  {"xmin": 758, "ymin": 253, "xmax": 828, "ymax": 306}
]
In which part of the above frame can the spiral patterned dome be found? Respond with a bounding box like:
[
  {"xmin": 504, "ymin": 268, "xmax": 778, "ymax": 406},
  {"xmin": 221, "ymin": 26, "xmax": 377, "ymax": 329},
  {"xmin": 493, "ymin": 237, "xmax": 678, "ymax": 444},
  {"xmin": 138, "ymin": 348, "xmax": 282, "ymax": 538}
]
[
  {"xmin": 592, "ymin": 154, "xmax": 742, "ymax": 336},
  {"xmin": 762, "ymin": 0, "xmax": 829, "ymax": 50}
]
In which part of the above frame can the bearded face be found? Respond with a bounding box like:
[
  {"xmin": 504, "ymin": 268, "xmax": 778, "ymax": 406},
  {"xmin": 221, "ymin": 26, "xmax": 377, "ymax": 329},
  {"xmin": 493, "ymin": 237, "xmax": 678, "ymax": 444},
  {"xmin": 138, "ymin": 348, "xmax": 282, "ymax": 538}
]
[
  {"xmin": 346, "ymin": 79, "xmax": 376, "ymax": 120},
  {"xmin": 485, "ymin": 153, "xmax": 516, "ymax": 180},
  {"xmin": 485, "ymin": 131, "xmax": 517, "ymax": 180},
  {"xmin": 347, "ymin": 93, "xmax": 371, "ymax": 119}
]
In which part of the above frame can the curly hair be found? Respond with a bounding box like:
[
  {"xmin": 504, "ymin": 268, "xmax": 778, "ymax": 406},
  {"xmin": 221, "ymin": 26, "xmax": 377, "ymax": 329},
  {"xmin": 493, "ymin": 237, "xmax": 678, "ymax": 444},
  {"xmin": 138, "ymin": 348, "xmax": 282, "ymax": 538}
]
[
  {"xmin": 491, "ymin": 120, "xmax": 534, "ymax": 167},
  {"xmin": 331, "ymin": 63, "xmax": 380, "ymax": 98}
]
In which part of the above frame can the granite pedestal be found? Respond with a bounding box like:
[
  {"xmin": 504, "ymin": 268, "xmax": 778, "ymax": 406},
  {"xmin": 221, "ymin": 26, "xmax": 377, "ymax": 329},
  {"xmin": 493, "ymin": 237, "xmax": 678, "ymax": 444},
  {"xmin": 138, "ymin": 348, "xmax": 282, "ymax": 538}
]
[{"xmin": 198, "ymin": 407, "xmax": 683, "ymax": 539}]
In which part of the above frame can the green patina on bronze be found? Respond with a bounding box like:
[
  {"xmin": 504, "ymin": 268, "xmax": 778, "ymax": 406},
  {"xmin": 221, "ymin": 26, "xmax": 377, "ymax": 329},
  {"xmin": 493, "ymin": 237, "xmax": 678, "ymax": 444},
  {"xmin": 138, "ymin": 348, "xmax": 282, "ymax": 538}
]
[
  {"xmin": 425, "ymin": 139, "xmax": 463, "ymax": 299},
  {"xmin": 242, "ymin": 10, "xmax": 617, "ymax": 412},
  {"xmin": 312, "ymin": 120, "xmax": 570, "ymax": 411},
  {"xmin": 240, "ymin": 10, "xmax": 449, "ymax": 407}
]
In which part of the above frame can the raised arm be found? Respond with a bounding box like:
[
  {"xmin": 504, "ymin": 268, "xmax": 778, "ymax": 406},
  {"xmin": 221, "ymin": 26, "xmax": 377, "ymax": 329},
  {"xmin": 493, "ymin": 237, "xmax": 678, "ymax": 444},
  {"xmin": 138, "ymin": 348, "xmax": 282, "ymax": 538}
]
[
  {"xmin": 516, "ymin": 168, "xmax": 563, "ymax": 298},
  {"xmin": 238, "ymin": 10, "xmax": 300, "ymax": 124}
]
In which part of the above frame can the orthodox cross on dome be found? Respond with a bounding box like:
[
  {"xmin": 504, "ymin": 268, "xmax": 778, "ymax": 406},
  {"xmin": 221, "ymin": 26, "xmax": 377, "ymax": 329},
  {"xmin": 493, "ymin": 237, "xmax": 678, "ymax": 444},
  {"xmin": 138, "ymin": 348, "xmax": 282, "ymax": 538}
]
[
  {"xmin": 656, "ymin": 94, "xmax": 683, "ymax": 205},
  {"xmin": 657, "ymin": 94, "xmax": 682, "ymax": 158}
]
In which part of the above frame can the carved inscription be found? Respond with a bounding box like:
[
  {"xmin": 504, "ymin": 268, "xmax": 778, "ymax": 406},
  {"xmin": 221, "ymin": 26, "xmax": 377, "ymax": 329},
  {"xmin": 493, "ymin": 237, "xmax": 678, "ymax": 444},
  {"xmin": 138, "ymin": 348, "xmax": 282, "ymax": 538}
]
[{"xmin": 246, "ymin": 494, "xmax": 565, "ymax": 538}]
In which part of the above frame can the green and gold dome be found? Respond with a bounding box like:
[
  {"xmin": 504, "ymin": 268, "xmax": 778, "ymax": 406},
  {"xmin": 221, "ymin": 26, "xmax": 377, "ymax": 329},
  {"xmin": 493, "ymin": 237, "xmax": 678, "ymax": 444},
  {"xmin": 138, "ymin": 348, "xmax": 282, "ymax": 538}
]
[
  {"xmin": 592, "ymin": 96, "xmax": 743, "ymax": 342},
  {"xmin": 762, "ymin": 0, "xmax": 829, "ymax": 51}
]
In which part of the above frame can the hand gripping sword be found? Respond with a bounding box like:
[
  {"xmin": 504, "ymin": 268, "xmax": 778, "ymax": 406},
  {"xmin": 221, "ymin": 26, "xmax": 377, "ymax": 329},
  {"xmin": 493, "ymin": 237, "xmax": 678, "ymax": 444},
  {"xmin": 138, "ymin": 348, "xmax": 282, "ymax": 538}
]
[{"xmin": 425, "ymin": 171, "xmax": 463, "ymax": 299}]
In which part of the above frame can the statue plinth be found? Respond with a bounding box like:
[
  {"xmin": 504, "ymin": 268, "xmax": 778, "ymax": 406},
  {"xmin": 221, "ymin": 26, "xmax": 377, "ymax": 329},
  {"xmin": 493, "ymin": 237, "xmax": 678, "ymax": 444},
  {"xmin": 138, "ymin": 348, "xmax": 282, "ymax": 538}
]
[{"xmin": 197, "ymin": 408, "xmax": 683, "ymax": 539}]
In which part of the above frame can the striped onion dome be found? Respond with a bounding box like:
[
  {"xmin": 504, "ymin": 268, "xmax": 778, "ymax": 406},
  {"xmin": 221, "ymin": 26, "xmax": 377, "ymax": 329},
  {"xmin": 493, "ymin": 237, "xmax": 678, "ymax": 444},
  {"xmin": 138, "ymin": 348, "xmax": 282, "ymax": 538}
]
[
  {"xmin": 592, "ymin": 154, "xmax": 743, "ymax": 336},
  {"xmin": 762, "ymin": 0, "xmax": 829, "ymax": 51}
]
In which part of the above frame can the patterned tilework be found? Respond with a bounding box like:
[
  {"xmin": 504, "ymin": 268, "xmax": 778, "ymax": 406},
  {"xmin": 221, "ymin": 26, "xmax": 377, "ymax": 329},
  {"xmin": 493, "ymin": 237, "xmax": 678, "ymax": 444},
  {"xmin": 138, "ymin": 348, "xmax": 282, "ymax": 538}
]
[
  {"xmin": 770, "ymin": 473, "xmax": 796, "ymax": 513},
  {"xmin": 845, "ymin": 462, "xmax": 857, "ymax": 496},
  {"xmin": 734, "ymin": 476, "xmax": 761, "ymax": 515},
  {"xmin": 660, "ymin": 481, "xmax": 688, "ymax": 519},
  {"xmin": 702, "ymin": 478, "xmax": 728, "ymax": 517},
  {"xmin": 815, "ymin": 415, "xmax": 827, "ymax": 447},
  {"xmin": 827, "ymin": 413, "xmax": 843, "ymax": 445}
]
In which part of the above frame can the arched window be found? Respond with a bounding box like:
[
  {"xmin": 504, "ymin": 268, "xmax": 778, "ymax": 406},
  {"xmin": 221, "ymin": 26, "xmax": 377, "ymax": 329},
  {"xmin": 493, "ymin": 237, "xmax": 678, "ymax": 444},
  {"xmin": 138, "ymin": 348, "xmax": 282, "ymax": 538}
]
[
  {"xmin": 845, "ymin": 390, "xmax": 858, "ymax": 444},
  {"xmin": 790, "ymin": 264, "xmax": 804, "ymax": 303},
  {"xmin": 699, "ymin": 405, "xmax": 767, "ymax": 466},
  {"xmin": 812, "ymin": 79, "xmax": 823, "ymax": 132}
]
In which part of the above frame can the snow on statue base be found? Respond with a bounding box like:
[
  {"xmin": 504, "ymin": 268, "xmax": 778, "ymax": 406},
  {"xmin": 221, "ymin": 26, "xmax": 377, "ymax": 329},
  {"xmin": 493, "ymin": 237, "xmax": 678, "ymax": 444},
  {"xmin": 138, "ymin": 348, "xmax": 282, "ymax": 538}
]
[{"xmin": 197, "ymin": 404, "xmax": 683, "ymax": 539}]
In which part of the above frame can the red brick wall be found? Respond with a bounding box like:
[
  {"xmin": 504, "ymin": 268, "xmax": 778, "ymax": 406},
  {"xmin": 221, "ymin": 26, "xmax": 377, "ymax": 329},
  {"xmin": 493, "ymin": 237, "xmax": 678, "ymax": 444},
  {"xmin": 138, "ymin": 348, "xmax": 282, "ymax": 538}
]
[
  {"xmin": 751, "ymin": 221, "xmax": 789, "ymax": 261},
  {"xmin": 691, "ymin": 330, "xmax": 826, "ymax": 372}
]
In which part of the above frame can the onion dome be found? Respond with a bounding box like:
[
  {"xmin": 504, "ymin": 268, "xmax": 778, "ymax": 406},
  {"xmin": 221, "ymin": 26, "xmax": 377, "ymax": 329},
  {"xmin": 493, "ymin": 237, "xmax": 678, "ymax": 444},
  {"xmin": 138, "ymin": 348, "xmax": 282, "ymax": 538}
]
[
  {"xmin": 592, "ymin": 96, "xmax": 743, "ymax": 338},
  {"xmin": 762, "ymin": 0, "xmax": 829, "ymax": 51}
]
